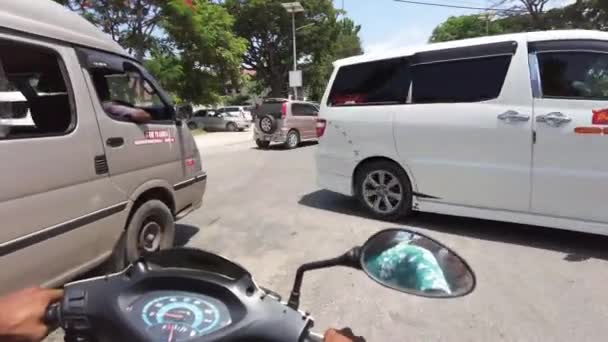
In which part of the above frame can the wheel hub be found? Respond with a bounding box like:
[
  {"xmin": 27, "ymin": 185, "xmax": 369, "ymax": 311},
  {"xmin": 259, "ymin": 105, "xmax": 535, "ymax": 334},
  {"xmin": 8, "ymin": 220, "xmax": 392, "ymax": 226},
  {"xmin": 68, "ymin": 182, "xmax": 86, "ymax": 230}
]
[
  {"xmin": 139, "ymin": 221, "xmax": 162, "ymax": 253},
  {"xmin": 362, "ymin": 170, "xmax": 404, "ymax": 214}
]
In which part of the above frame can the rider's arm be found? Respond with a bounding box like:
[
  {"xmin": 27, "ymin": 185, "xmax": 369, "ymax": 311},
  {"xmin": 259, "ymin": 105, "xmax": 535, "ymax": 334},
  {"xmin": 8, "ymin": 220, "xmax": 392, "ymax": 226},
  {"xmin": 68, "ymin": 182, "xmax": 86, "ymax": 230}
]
[{"xmin": 0, "ymin": 287, "xmax": 62, "ymax": 342}]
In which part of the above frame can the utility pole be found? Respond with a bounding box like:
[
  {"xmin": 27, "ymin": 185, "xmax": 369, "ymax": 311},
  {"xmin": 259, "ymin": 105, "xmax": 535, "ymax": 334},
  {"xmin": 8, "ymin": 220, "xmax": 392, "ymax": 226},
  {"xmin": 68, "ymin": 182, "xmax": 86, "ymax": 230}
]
[
  {"xmin": 282, "ymin": 2, "xmax": 304, "ymax": 100},
  {"xmin": 292, "ymin": 11, "xmax": 298, "ymax": 100}
]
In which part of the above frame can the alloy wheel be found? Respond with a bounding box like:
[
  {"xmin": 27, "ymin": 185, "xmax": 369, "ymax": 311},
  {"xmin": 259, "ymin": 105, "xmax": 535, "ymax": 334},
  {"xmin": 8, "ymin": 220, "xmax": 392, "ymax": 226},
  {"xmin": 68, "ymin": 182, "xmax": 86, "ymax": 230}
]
[{"xmin": 362, "ymin": 170, "xmax": 403, "ymax": 214}]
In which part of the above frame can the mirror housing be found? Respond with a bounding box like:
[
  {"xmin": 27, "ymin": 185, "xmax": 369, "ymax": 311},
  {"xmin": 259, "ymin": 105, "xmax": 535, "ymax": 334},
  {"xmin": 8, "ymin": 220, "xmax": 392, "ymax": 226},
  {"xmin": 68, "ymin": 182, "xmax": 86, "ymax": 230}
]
[
  {"xmin": 360, "ymin": 229, "xmax": 476, "ymax": 298},
  {"xmin": 175, "ymin": 103, "xmax": 193, "ymax": 121},
  {"xmin": 287, "ymin": 228, "xmax": 475, "ymax": 309}
]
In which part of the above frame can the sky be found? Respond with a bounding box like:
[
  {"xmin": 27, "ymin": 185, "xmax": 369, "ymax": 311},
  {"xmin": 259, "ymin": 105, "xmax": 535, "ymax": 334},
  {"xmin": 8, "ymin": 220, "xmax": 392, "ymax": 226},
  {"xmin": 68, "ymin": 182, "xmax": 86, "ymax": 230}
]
[{"xmin": 341, "ymin": 0, "xmax": 576, "ymax": 54}]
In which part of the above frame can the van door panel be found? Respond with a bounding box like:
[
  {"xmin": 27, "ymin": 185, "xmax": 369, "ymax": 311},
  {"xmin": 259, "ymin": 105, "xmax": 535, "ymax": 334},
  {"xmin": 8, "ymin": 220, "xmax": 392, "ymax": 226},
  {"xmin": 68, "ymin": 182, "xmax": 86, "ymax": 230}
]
[
  {"xmin": 530, "ymin": 45, "xmax": 608, "ymax": 223},
  {"xmin": 394, "ymin": 39, "xmax": 533, "ymax": 211},
  {"xmin": 80, "ymin": 64, "xmax": 184, "ymax": 203}
]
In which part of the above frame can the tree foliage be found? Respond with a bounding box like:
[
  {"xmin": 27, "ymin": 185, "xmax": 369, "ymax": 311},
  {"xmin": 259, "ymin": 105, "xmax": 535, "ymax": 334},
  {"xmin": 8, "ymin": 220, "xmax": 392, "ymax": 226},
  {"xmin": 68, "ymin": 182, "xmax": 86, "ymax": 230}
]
[
  {"xmin": 431, "ymin": 0, "xmax": 608, "ymax": 43},
  {"xmin": 54, "ymin": 0, "xmax": 165, "ymax": 60},
  {"xmin": 223, "ymin": 0, "xmax": 362, "ymax": 99},
  {"xmin": 430, "ymin": 15, "xmax": 505, "ymax": 43},
  {"xmin": 55, "ymin": 0, "xmax": 246, "ymax": 104}
]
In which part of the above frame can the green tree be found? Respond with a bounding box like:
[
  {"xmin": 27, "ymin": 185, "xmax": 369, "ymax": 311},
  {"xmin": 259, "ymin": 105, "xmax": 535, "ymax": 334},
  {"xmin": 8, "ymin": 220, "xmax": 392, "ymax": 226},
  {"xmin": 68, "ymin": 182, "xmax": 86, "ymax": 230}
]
[
  {"xmin": 54, "ymin": 0, "xmax": 165, "ymax": 60},
  {"xmin": 223, "ymin": 0, "xmax": 361, "ymax": 99},
  {"xmin": 304, "ymin": 18, "xmax": 362, "ymax": 101},
  {"xmin": 55, "ymin": 0, "xmax": 246, "ymax": 105},
  {"xmin": 430, "ymin": 14, "xmax": 505, "ymax": 43}
]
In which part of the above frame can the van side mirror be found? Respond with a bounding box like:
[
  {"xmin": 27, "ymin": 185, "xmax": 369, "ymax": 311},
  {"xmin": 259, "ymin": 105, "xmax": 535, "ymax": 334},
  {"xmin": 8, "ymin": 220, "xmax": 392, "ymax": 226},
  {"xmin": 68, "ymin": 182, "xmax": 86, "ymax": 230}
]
[{"xmin": 175, "ymin": 104, "xmax": 193, "ymax": 121}]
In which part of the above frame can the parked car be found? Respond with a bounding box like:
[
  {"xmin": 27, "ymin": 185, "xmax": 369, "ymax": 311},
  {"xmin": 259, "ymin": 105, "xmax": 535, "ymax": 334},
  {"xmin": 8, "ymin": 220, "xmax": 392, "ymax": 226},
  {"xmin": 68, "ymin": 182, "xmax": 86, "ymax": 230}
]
[
  {"xmin": 317, "ymin": 30, "xmax": 608, "ymax": 236},
  {"xmin": 219, "ymin": 106, "xmax": 252, "ymax": 121},
  {"xmin": 0, "ymin": 0, "xmax": 206, "ymax": 294},
  {"xmin": 189, "ymin": 109, "xmax": 250, "ymax": 131},
  {"xmin": 254, "ymin": 98, "xmax": 321, "ymax": 149}
]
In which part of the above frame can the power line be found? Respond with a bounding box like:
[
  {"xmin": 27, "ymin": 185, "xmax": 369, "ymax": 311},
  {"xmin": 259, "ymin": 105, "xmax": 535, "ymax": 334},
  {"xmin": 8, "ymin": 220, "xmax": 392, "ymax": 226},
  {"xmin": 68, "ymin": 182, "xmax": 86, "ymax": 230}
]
[{"xmin": 393, "ymin": 0, "xmax": 526, "ymax": 13}]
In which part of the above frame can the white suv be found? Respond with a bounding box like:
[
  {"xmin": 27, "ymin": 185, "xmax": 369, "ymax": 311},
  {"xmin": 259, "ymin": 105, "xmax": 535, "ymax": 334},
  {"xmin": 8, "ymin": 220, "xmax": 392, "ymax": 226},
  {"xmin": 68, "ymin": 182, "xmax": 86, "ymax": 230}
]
[{"xmin": 317, "ymin": 30, "xmax": 608, "ymax": 236}]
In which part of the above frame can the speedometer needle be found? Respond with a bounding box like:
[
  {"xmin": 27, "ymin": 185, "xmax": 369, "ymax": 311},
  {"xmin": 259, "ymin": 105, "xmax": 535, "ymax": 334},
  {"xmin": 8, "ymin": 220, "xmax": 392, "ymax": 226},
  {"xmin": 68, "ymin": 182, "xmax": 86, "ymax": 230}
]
[
  {"xmin": 164, "ymin": 313, "xmax": 184, "ymax": 319},
  {"xmin": 168, "ymin": 324, "xmax": 174, "ymax": 342}
]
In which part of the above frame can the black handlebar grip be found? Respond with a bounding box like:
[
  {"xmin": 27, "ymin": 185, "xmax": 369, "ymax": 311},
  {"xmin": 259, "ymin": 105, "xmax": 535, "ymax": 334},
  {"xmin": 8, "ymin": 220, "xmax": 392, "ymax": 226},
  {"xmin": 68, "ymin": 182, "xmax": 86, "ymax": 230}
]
[{"xmin": 44, "ymin": 302, "xmax": 62, "ymax": 328}]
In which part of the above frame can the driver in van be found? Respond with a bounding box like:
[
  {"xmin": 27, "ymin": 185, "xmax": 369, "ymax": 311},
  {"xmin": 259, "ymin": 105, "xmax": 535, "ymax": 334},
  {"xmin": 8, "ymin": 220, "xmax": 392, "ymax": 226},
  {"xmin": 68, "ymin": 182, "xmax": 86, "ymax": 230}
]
[
  {"xmin": 92, "ymin": 70, "xmax": 152, "ymax": 124},
  {"xmin": 0, "ymin": 288, "xmax": 361, "ymax": 342}
]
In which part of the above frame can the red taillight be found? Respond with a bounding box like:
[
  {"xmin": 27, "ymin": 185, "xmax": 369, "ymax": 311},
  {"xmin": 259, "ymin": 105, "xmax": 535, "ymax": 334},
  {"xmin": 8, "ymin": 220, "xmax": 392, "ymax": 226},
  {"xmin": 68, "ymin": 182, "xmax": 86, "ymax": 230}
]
[
  {"xmin": 316, "ymin": 119, "xmax": 327, "ymax": 138},
  {"xmin": 281, "ymin": 102, "xmax": 287, "ymax": 119}
]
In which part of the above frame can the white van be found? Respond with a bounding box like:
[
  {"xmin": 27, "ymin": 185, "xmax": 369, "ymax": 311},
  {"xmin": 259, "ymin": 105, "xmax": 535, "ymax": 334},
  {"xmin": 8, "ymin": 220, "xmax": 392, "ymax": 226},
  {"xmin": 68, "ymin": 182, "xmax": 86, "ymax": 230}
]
[
  {"xmin": 0, "ymin": 1, "xmax": 206, "ymax": 294},
  {"xmin": 317, "ymin": 30, "xmax": 608, "ymax": 236}
]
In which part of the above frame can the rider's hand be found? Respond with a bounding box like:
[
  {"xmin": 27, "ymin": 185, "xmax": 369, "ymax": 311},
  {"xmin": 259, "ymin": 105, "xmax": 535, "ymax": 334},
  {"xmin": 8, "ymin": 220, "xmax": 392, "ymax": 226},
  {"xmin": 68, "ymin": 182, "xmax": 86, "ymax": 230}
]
[
  {"xmin": 0, "ymin": 287, "xmax": 63, "ymax": 342},
  {"xmin": 324, "ymin": 328, "xmax": 366, "ymax": 342}
]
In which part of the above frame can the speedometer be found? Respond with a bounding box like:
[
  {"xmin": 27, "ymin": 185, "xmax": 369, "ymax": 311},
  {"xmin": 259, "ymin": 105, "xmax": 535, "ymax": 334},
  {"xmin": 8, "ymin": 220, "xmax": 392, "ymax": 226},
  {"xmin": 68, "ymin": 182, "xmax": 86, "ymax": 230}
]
[{"xmin": 137, "ymin": 292, "xmax": 232, "ymax": 342}]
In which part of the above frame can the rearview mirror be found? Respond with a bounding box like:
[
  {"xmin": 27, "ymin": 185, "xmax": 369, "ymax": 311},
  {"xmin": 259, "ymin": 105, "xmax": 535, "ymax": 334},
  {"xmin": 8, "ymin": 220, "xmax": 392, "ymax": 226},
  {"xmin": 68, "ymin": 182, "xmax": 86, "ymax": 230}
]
[
  {"xmin": 175, "ymin": 103, "xmax": 193, "ymax": 121},
  {"xmin": 360, "ymin": 229, "xmax": 475, "ymax": 298}
]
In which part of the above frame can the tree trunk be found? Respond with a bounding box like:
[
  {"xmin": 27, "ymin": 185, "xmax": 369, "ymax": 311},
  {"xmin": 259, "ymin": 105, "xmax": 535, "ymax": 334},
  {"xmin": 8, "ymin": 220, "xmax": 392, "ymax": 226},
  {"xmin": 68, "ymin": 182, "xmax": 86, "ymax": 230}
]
[{"xmin": 269, "ymin": 74, "xmax": 285, "ymax": 98}]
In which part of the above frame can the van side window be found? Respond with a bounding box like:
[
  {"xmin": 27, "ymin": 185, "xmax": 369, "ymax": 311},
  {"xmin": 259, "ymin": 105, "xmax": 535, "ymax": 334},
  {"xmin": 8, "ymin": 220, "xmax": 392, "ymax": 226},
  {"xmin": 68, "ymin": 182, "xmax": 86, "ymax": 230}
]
[
  {"xmin": 411, "ymin": 56, "xmax": 511, "ymax": 104},
  {"xmin": 90, "ymin": 65, "xmax": 172, "ymax": 121},
  {"xmin": 328, "ymin": 58, "xmax": 410, "ymax": 106},
  {"xmin": 538, "ymin": 52, "xmax": 608, "ymax": 100},
  {"xmin": 0, "ymin": 40, "xmax": 73, "ymax": 139}
]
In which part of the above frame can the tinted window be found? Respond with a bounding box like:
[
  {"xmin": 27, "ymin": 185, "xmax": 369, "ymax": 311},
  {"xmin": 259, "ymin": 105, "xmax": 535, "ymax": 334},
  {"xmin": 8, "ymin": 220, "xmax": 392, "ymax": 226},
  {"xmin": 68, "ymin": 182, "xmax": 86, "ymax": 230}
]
[
  {"xmin": 328, "ymin": 58, "xmax": 410, "ymax": 106},
  {"xmin": 90, "ymin": 65, "xmax": 171, "ymax": 121},
  {"xmin": 411, "ymin": 56, "xmax": 511, "ymax": 104},
  {"xmin": 0, "ymin": 40, "xmax": 73, "ymax": 139},
  {"xmin": 538, "ymin": 52, "xmax": 608, "ymax": 100},
  {"xmin": 292, "ymin": 103, "xmax": 317, "ymax": 116}
]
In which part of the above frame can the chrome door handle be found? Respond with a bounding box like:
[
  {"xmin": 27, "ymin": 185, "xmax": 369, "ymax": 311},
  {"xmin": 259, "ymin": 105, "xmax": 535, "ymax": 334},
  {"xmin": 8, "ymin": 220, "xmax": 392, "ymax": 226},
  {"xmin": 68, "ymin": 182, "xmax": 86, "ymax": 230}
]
[
  {"xmin": 498, "ymin": 110, "xmax": 530, "ymax": 123},
  {"xmin": 536, "ymin": 112, "xmax": 572, "ymax": 127}
]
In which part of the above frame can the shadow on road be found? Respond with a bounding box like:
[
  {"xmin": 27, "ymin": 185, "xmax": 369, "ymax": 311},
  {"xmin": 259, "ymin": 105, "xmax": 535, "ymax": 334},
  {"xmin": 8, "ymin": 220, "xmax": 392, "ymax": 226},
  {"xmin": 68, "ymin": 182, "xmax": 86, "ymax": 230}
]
[
  {"xmin": 174, "ymin": 224, "xmax": 200, "ymax": 247},
  {"xmin": 299, "ymin": 190, "xmax": 608, "ymax": 262},
  {"xmin": 253, "ymin": 141, "xmax": 318, "ymax": 151}
]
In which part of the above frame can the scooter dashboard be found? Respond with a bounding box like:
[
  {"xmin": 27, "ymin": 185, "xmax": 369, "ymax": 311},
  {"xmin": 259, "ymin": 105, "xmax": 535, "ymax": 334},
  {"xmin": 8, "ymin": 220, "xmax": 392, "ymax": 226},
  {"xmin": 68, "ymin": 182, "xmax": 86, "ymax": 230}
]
[{"xmin": 128, "ymin": 291, "xmax": 232, "ymax": 342}]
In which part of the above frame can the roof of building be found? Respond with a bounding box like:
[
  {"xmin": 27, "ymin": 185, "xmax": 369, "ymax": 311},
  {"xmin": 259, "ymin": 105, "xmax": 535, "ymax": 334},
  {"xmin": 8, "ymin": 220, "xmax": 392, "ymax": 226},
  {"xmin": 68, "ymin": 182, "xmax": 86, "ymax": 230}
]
[
  {"xmin": 335, "ymin": 30, "xmax": 608, "ymax": 67},
  {"xmin": 0, "ymin": 0, "xmax": 130, "ymax": 58}
]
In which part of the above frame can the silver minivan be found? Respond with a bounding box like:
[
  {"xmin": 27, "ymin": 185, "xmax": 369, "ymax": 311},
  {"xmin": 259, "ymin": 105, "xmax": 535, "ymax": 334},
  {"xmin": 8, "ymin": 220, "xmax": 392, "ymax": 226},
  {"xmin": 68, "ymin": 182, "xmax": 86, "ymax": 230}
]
[{"xmin": 0, "ymin": 1, "xmax": 206, "ymax": 294}]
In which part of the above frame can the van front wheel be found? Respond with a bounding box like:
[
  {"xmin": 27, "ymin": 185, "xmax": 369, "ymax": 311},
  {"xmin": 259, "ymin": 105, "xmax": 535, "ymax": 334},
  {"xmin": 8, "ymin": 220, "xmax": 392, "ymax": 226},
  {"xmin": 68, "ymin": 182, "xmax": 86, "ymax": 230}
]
[
  {"xmin": 354, "ymin": 161, "xmax": 412, "ymax": 220},
  {"xmin": 122, "ymin": 200, "xmax": 175, "ymax": 264}
]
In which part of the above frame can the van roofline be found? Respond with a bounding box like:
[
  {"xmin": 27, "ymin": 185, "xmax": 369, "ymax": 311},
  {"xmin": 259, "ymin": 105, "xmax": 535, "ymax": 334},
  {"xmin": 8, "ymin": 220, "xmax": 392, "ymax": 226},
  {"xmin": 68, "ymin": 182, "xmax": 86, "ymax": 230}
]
[
  {"xmin": 334, "ymin": 30, "xmax": 608, "ymax": 67},
  {"xmin": 0, "ymin": 0, "xmax": 131, "ymax": 59}
]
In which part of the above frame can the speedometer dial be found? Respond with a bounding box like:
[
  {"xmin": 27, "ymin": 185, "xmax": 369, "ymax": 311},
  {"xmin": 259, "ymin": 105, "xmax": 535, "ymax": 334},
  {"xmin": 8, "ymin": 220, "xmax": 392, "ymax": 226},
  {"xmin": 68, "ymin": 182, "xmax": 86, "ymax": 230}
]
[{"xmin": 138, "ymin": 293, "xmax": 232, "ymax": 342}]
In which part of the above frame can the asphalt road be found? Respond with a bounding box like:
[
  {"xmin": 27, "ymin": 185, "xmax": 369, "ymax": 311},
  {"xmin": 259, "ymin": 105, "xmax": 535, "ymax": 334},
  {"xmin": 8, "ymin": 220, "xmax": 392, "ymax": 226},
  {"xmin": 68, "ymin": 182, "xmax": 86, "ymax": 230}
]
[{"xmin": 48, "ymin": 131, "xmax": 608, "ymax": 341}]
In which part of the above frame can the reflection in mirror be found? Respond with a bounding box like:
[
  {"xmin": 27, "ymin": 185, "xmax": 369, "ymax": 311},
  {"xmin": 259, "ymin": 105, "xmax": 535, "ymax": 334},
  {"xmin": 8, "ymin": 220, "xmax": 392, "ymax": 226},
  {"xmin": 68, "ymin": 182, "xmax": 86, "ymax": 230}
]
[{"xmin": 360, "ymin": 229, "xmax": 475, "ymax": 298}]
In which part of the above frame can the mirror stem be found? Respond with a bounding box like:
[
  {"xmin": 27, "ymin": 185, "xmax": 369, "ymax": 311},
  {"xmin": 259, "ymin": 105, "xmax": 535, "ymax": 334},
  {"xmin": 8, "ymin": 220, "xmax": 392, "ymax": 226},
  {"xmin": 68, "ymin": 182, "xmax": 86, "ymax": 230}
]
[{"xmin": 287, "ymin": 247, "xmax": 361, "ymax": 310}]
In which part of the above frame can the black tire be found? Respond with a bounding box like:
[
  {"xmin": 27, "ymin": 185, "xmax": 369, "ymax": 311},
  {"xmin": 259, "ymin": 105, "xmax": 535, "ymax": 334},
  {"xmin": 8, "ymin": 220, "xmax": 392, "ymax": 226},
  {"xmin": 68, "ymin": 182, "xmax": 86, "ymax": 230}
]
[
  {"xmin": 354, "ymin": 161, "xmax": 412, "ymax": 221},
  {"xmin": 284, "ymin": 130, "xmax": 300, "ymax": 149},
  {"xmin": 226, "ymin": 122, "xmax": 237, "ymax": 132},
  {"xmin": 111, "ymin": 200, "xmax": 175, "ymax": 268},
  {"xmin": 256, "ymin": 139, "xmax": 270, "ymax": 149},
  {"xmin": 187, "ymin": 121, "xmax": 197, "ymax": 129},
  {"xmin": 259, "ymin": 115, "xmax": 277, "ymax": 134}
]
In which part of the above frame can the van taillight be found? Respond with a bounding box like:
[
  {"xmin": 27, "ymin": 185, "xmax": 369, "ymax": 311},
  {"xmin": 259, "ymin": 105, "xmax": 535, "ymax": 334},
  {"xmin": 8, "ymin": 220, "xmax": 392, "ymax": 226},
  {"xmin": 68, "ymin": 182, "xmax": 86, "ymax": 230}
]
[
  {"xmin": 316, "ymin": 119, "xmax": 327, "ymax": 138},
  {"xmin": 281, "ymin": 102, "xmax": 287, "ymax": 119}
]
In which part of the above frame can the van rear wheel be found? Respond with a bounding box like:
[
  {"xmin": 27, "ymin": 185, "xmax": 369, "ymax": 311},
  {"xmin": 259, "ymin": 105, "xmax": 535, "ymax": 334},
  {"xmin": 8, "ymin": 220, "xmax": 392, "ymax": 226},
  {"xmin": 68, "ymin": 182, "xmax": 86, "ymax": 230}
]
[
  {"xmin": 109, "ymin": 200, "xmax": 175, "ymax": 269},
  {"xmin": 354, "ymin": 161, "xmax": 412, "ymax": 220}
]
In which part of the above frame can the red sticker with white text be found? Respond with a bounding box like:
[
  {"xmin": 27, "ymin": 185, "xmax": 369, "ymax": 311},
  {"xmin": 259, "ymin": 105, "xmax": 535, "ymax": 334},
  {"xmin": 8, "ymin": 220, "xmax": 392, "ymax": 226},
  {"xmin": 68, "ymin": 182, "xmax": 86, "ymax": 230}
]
[
  {"xmin": 134, "ymin": 130, "xmax": 175, "ymax": 145},
  {"xmin": 592, "ymin": 109, "xmax": 608, "ymax": 125}
]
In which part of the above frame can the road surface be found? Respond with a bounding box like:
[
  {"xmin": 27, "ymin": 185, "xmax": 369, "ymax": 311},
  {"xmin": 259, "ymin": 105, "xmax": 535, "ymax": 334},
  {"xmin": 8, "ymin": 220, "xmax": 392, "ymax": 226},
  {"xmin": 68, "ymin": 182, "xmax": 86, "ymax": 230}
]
[{"xmin": 47, "ymin": 132, "xmax": 608, "ymax": 341}]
